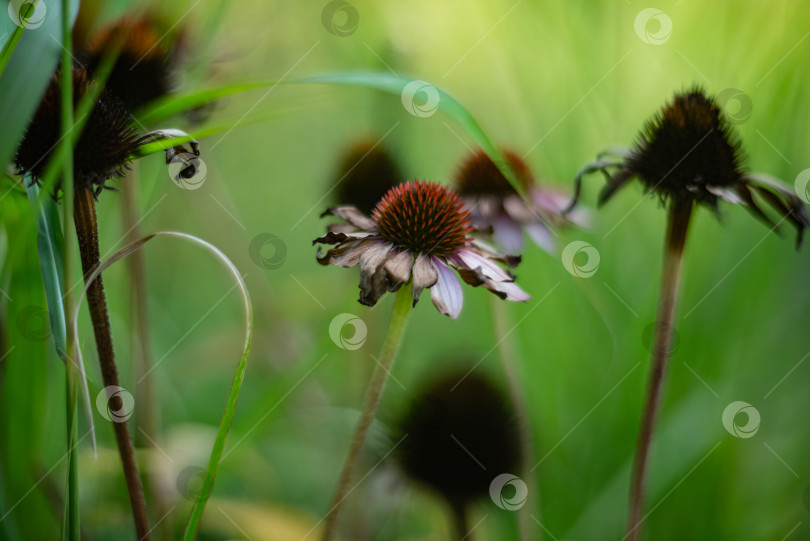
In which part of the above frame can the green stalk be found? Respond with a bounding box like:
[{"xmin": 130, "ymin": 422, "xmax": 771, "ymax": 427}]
[
  {"xmin": 58, "ymin": 0, "xmax": 79, "ymax": 536},
  {"xmin": 490, "ymin": 296, "xmax": 535, "ymax": 541},
  {"xmin": 322, "ymin": 283, "xmax": 413, "ymax": 541},
  {"xmin": 625, "ymin": 199, "xmax": 693, "ymax": 541}
]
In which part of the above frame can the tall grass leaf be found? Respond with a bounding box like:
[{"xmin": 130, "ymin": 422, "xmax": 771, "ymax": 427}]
[
  {"xmin": 64, "ymin": 231, "xmax": 253, "ymax": 541},
  {"xmin": 24, "ymin": 177, "xmax": 66, "ymax": 357},
  {"xmin": 135, "ymin": 72, "xmax": 523, "ymax": 193},
  {"xmin": 0, "ymin": 0, "xmax": 79, "ymax": 174}
]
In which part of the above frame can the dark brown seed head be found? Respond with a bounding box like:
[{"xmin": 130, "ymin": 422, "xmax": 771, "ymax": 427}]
[
  {"xmin": 626, "ymin": 86, "xmax": 746, "ymax": 206},
  {"xmin": 15, "ymin": 66, "xmax": 138, "ymax": 193},
  {"xmin": 372, "ymin": 181, "xmax": 473, "ymax": 256},
  {"xmin": 334, "ymin": 141, "xmax": 402, "ymax": 215},
  {"xmin": 396, "ymin": 367, "xmax": 521, "ymax": 507},
  {"xmin": 454, "ymin": 149, "xmax": 533, "ymax": 197},
  {"xmin": 82, "ymin": 16, "xmax": 175, "ymax": 111}
]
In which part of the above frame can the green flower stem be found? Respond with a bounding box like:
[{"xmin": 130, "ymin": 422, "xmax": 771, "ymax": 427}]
[
  {"xmin": 625, "ymin": 199, "xmax": 693, "ymax": 541},
  {"xmin": 59, "ymin": 1, "xmax": 78, "ymax": 537},
  {"xmin": 322, "ymin": 282, "xmax": 413, "ymax": 541},
  {"xmin": 73, "ymin": 187, "xmax": 151, "ymax": 540},
  {"xmin": 490, "ymin": 295, "xmax": 535, "ymax": 541}
]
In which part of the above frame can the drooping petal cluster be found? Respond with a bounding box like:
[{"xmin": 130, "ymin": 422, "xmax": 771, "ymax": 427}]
[
  {"xmin": 314, "ymin": 181, "xmax": 529, "ymax": 318},
  {"xmin": 455, "ymin": 149, "xmax": 583, "ymax": 254}
]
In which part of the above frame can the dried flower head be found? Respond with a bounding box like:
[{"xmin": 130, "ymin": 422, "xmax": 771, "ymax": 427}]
[
  {"xmin": 396, "ymin": 367, "xmax": 520, "ymax": 507},
  {"xmin": 334, "ymin": 141, "xmax": 402, "ymax": 215},
  {"xmin": 82, "ymin": 15, "xmax": 176, "ymax": 111},
  {"xmin": 314, "ymin": 181, "xmax": 529, "ymax": 319},
  {"xmin": 15, "ymin": 66, "xmax": 139, "ymax": 195},
  {"xmin": 455, "ymin": 149, "xmax": 583, "ymax": 254},
  {"xmin": 569, "ymin": 86, "xmax": 809, "ymax": 246}
]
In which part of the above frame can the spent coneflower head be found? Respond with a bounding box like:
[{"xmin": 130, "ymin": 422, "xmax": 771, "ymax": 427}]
[
  {"xmin": 333, "ymin": 141, "xmax": 402, "ymax": 215},
  {"xmin": 568, "ymin": 86, "xmax": 810, "ymax": 541},
  {"xmin": 314, "ymin": 180, "xmax": 529, "ymax": 319},
  {"xmin": 15, "ymin": 65, "xmax": 139, "ymax": 195},
  {"xmin": 396, "ymin": 367, "xmax": 520, "ymax": 524},
  {"xmin": 82, "ymin": 15, "xmax": 177, "ymax": 111},
  {"xmin": 455, "ymin": 148, "xmax": 583, "ymax": 254},
  {"xmin": 569, "ymin": 85, "xmax": 809, "ymax": 246}
]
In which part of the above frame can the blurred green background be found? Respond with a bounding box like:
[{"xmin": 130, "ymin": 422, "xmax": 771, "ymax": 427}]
[{"xmin": 2, "ymin": 0, "xmax": 810, "ymax": 539}]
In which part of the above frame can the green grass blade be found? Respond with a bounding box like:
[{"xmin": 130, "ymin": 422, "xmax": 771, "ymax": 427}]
[
  {"xmin": 64, "ymin": 231, "xmax": 253, "ymax": 541},
  {"xmin": 0, "ymin": 19, "xmax": 27, "ymax": 76},
  {"xmin": 135, "ymin": 72, "xmax": 522, "ymax": 193},
  {"xmin": 298, "ymin": 72, "xmax": 524, "ymax": 194},
  {"xmin": 58, "ymin": 0, "xmax": 79, "ymax": 536},
  {"xmin": 0, "ymin": 0, "xmax": 78, "ymax": 177},
  {"xmin": 24, "ymin": 178, "xmax": 66, "ymax": 357},
  {"xmin": 136, "ymin": 82, "xmax": 270, "ymax": 125}
]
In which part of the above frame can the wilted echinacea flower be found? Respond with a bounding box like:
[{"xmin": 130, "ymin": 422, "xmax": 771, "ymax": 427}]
[
  {"xmin": 15, "ymin": 66, "xmax": 139, "ymax": 195},
  {"xmin": 332, "ymin": 140, "xmax": 402, "ymax": 215},
  {"xmin": 14, "ymin": 65, "xmax": 199, "ymax": 197},
  {"xmin": 396, "ymin": 367, "xmax": 520, "ymax": 534},
  {"xmin": 81, "ymin": 15, "xmax": 180, "ymax": 112},
  {"xmin": 568, "ymin": 86, "xmax": 810, "ymax": 245},
  {"xmin": 314, "ymin": 181, "xmax": 529, "ymax": 319},
  {"xmin": 455, "ymin": 149, "xmax": 584, "ymax": 254}
]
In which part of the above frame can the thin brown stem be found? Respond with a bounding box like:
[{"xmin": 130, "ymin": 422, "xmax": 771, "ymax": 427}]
[
  {"xmin": 122, "ymin": 171, "xmax": 172, "ymax": 540},
  {"xmin": 625, "ymin": 199, "xmax": 693, "ymax": 541},
  {"xmin": 122, "ymin": 172, "xmax": 158, "ymax": 446},
  {"xmin": 450, "ymin": 501, "xmax": 469, "ymax": 541},
  {"xmin": 73, "ymin": 186, "xmax": 151, "ymax": 540},
  {"xmin": 490, "ymin": 296, "xmax": 535, "ymax": 541}
]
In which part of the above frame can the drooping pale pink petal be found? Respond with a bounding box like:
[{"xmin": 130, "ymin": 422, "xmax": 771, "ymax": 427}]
[
  {"xmin": 486, "ymin": 278, "xmax": 530, "ymax": 302},
  {"xmin": 358, "ymin": 242, "xmax": 393, "ymax": 306},
  {"xmin": 530, "ymin": 188, "xmax": 568, "ymax": 213},
  {"xmin": 430, "ymin": 257, "xmax": 463, "ymax": 319},
  {"xmin": 323, "ymin": 205, "xmax": 376, "ymax": 231},
  {"xmin": 411, "ymin": 252, "xmax": 438, "ymax": 305},
  {"xmin": 503, "ymin": 194, "xmax": 536, "ymax": 222},
  {"xmin": 383, "ymin": 249, "xmax": 413, "ymax": 291},
  {"xmin": 316, "ymin": 236, "xmax": 380, "ymax": 267},
  {"xmin": 492, "ymin": 215, "xmax": 524, "ymax": 254},
  {"xmin": 525, "ymin": 222, "xmax": 556, "ymax": 254},
  {"xmin": 453, "ymin": 249, "xmax": 513, "ymax": 282}
]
